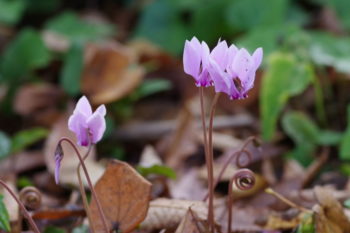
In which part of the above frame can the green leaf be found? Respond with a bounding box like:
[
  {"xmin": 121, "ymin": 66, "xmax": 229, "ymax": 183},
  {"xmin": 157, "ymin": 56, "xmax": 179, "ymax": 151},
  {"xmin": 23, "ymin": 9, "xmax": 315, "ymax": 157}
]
[
  {"xmin": 282, "ymin": 112, "xmax": 319, "ymax": 145},
  {"xmin": 0, "ymin": 29, "xmax": 51, "ymax": 84},
  {"xmin": 296, "ymin": 213, "xmax": 315, "ymax": 233},
  {"xmin": 60, "ymin": 43, "xmax": 83, "ymax": 96},
  {"xmin": 316, "ymin": 130, "xmax": 343, "ymax": 145},
  {"xmin": 327, "ymin": 0, "xmax": 350, "ymax": 31},
  {"xmin": 190, "ymin": 0, "xmax": 231, "ymax": 44},
  {"xmin": 261, "ymin": 52, "xmax": 314, "ymax": 141},
  {"xmin": 0, "ymin": 0, "xmax": 26, "ymax": 26},
  {"xmin": 43, "ymin": 226, "xmax": 66, "ymax": 233},
  {"xmin": 225, "ymin": 0, "xmax": 288, "ymax": 32},
  {"xmin": 0, "ymin": 195, "xmax": 10, "ymax": 232},
  {"xmin": 17, "ymin": 176, "xmax": 34, "ymax": 189},
  {"xmin": 340, "ymin": 105, "xmax": 350, "ymax": 160},
  {"xmin": 130, "ymin": 79, "xmax": 172, "ymax": 101},
  {"xmin": 72, "ymin": 225, "xmax": 89, "ymax": 233},
  {"xmin": 137, "ymin": 165, "xmax": 177, "ymax": 179},
  {"xmin": 0, "ymin": 132, "xmax": 11, "ymax": 159},
  {"xmin": 344, "ymin": 199, "xmax": 350, "ymax": 208},
  {"xmin": 11, "ymin": 127, "xmax": 48, "ymax": 154},
  {"xmin": 45, "ymin": 11, "xmax": 115, "ymax": 44},
  {"xmin": 133, "ymin": 0, "xmax": 188, "ymax": 55},
  {"xmin": 309, "ymin": 32, "xmax": 350, "ymax": 74}
]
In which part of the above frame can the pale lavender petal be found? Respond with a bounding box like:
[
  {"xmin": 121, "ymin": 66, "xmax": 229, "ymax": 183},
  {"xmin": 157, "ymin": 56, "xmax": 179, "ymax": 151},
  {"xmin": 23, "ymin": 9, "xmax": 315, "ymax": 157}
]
[
  {"xmin": 231, "ymin": 48, "xmax": 254, "ymax": 83},
  {"xmin": 95, "ymin": 105, "xmax": 106, "ymax": 116},
  {"xmin": 74, "ymin": 96, "xmax": 92, "ymax": 117},
  {"xmin": 87, "ymin": 112, "xmax": 106, "ymax": 144},
  {"xmin": 183, "ymin": 40, "xmax": 201, "ymax": 80},
  {"xmin": 190, "ymin": 37, "xmax": 201, "ymax": 51},
  {"xmin": 252, "ymin": 47, "xmax": 263, "ymax": 70},
  {"xmin": 208, "ymin": 58, "xmax": 231, "ymax": 95},
  {"xmin": 68, "ymin": 111, "xmax": 89, "ymax": 146},
  {"xmin": 201, "ymin": 41, "xmax": 210, "ymax": 68},
  {"xmin": 227, "ymin": 44, "xmax": 238, "ymax": 68},
  {"xmin": 54, "ymin": 144, "xmax": 63, "ymax": 184},
  {"xmin": 210, "ymin": 40, "xmax": 228, "ymax": 69}
]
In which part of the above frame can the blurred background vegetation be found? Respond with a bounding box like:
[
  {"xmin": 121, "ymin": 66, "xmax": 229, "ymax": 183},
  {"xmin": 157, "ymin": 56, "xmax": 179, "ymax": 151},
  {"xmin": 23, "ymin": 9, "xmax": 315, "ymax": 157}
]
[{"xmin": 0, "ymin": 0, "xmax": 350, "ymax": 171}]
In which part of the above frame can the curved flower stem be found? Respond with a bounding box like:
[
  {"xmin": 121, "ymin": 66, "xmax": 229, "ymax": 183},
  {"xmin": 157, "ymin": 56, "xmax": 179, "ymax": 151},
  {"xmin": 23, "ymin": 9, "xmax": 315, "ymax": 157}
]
[
  {"xmin": 207, "ymin": 92, "xmax": 220, "ymax": 231},
  {"xmin": 203, "ymin": 136, "xmax": 257, "ymax": 202},
  {"xmin": 199, "ymin": 87, "xmax": 212, "ymax": 229},
  {"xmin": 58, "ymin": 137, "xmax": 109, "ymax": 233},
  {"xmin": 0, "ymin": 180, "xmax": 40, "ymax": 233},
  {"xmin": 227, "ymin": 169, "xmax": 255, "ymax": 233},
  {"xmin": 77, "ymin": 143, "xmax": 96, "ymax": 233}
]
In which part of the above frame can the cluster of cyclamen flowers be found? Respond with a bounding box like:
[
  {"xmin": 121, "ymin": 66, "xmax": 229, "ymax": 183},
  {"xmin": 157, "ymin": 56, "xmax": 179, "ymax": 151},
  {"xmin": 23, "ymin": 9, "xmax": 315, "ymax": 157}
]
[{"xmin": 183, "ymin": 37, "xmax": 263, "ymax": 99}]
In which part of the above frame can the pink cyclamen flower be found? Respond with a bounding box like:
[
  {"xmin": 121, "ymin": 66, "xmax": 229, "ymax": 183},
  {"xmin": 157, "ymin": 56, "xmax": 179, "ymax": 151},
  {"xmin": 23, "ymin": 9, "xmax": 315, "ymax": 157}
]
[
  {"xmin": 209, "ymin": 46, "xmax": 263, "ymax": 99},
  {"xmin": 68, "ymin": 96, "xmax": 106, "ymax": 146},
  {"xmin": 183, "ymin": 37, "xmax": 211, "ymax": 87},
  {"xmin": 183, "ymin": 37, "xmax": 263, "ymax": 99}
]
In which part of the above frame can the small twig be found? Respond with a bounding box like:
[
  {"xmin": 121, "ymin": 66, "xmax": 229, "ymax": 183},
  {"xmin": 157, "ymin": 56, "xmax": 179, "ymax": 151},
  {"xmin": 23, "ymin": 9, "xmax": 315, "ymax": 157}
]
[
  {"xmin": 265, "ymin": 188, "xmax": 312, "ymax": 213},
  {"xmin": 58, "ymin": 137, "xmax": 109, "ymax": 233},
  {"xmin": 0, "ymin": 180, "xmax": 40, "ymax": 233}
]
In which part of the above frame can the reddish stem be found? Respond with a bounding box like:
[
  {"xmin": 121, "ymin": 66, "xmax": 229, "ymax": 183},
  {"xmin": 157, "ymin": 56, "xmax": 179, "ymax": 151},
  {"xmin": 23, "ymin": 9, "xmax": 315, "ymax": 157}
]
[
  {"xmin": 0, "ymin": 180, "xmax": 40, "ymax": 233},
  {"xmin": 58, "ymin": 137, "xmax": 109, "ymax": 233},
  {"xmin": 207, "ymin": 92, "xmax": 220, "ymax": 231}
]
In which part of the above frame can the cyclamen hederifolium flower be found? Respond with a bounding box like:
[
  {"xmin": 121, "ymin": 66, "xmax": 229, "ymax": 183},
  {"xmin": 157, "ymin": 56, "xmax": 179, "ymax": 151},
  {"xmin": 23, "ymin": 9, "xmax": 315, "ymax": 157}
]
[
  {"xmin": 68, "ymin": 96, "xmax": 106, "ymax": 146},
  {"xmin": 183, "ymin": 37, "xmax": 263, "ymax": 99}
]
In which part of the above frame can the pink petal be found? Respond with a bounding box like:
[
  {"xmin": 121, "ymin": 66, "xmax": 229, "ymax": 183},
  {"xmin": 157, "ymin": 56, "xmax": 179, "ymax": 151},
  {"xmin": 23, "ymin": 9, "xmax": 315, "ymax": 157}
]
[
  {"xmin": 231, "ymin": 48, "xmax": 254, "ymax": 83},
  {"xmin": 68, "ymin": 111, "xmax": 89, "ymax": 146},
  {"xmin": 208, "ymin": 58, "xmax": 231, "ymax": 95},
  {"xmin": 87, "ymin": 112, "xmax": 106, "ymax": 144},
  {"xmin": 183, "ymin": 38, "xmax": 201, "ymax": 79},
  {"xmin": 95, "ymin": 105, "xmax": 106, "ymax": 116},
  {"xmin": 201, "ymin": 41, "xmax": 210, "ymax": 68},
  {"xmin": 210, "ymin": 40, "xmax": 228, "ymax": 69},
  {"xmin": 74, "ymin": 96, "xmax": 92, "ymax": 117},
  {"xmin": 252, "ymin": 47, "xmax": 263, "ymax": 70},
  {"xmin": 227, "ymin": 44, "xmax": 238, "ymax": 67}
]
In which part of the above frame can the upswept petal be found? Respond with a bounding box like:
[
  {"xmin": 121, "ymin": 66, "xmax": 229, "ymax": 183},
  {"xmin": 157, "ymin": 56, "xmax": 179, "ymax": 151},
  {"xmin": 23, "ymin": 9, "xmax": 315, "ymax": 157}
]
[
  {"xmin": 208, "ymin": 58, "xmax": 231, "ymax": 95},
  {"xmin": 68, "ymin": 111, "xmax": 87, "ymax": 133},
  {"xmin": 96, "ymin": 105, "xmax": 106, "ymax": 116},
  {"xmin": 74, "ymin": 96, "xmax": 92, "ymax": 117},
  {"xmin": 201, "ymin": 41, "xmax": 210, "ymax": 68},
  {"xmin": 227, "ymin": 44, "xmax": 238, "ymax": 68},
  {"xmin": 183, "ymin": 40, "xmax": 201, "ymax": 79},
  {"xmin": 87, "ymin": 112, "xmax": 106, "ymax": 144},
  {"xmin": 211, "ymin": 40, "xmax": 228, "ymax": 69},
  {"xmin": 252, "ymin": 47, "xmax": 263, "ymax": 70},
  {"xmin": 231, "ymin": 48, "xmax": 254, "ymax": 83}
]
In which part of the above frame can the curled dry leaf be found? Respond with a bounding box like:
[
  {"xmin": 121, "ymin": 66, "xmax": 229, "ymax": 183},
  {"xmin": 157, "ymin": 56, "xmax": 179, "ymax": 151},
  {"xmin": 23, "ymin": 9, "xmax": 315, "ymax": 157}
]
[
  {"xmin": 140, "ymin": 198, "xmax": 207, "ymax": 231},
  {"xmin": 89, "ymin": 160, "xmax": 151, "ymax": 233},
  {"xmin": 44, "ymin": 115, "xmax": 104, "ymax": 187},
  {"xmin": 82, "ymin": 42, "xmax": 144, "ymax": 105},
  {"xmin": 313, "ymin": 186, "xmax": 350, "ymax": 233}
]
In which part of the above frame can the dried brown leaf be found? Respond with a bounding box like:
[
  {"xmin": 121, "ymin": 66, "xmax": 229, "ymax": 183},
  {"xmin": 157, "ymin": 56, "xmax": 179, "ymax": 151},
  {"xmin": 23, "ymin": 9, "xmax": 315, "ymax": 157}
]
[
  {"xmin": 314, "ymin": 186, "xmax": 350, "ymax": 232},
  {"xmin": 90, "ymin": 160, "xmax": 151, "ymax": 233},
  {"xmin": 82, "ymin": 42, "xmax": 144, "ymax": 105},
  {"xmin": 175, "ymin": 208, "xmax": 210, "ymax": 233},
  {"xmin": 140, "ymin": 198, "xmax": 207, "ymax": 231}
]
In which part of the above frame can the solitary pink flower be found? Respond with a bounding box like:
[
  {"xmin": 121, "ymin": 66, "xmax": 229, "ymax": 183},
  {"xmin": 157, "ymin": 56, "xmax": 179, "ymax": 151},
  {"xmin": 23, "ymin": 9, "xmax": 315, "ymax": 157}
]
[{"xmin": 68, "ymin": 96, "xmax": 106, "ymax": 146}]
